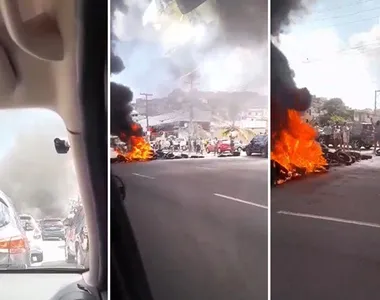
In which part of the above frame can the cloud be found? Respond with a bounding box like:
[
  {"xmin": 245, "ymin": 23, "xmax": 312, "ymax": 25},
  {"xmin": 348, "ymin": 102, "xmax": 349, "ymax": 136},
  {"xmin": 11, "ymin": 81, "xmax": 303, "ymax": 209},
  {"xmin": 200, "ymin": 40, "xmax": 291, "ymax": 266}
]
[
  {"xmin": 349, "ymin": 24, "xmax": 380, "ymax": 94},
  {"xmin": 278, "ymin": 26, "xmax": 376, "ymax": 109}
]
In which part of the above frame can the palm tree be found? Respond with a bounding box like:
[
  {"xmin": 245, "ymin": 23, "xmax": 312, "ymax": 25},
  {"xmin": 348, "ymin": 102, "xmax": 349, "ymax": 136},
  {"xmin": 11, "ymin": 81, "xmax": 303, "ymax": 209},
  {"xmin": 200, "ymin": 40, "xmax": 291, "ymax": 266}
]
[{"xmin": 221, "ymin": 126, "xmax": 255, "ymax": 142}]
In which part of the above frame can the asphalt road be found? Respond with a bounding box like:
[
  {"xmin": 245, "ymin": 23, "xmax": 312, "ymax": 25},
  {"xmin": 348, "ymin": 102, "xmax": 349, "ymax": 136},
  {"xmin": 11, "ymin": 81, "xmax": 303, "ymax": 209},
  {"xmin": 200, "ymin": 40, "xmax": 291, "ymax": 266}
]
[
  {"xmin": 31, "ymin": 240, "xmax": 76, "ymax": 268},
  {"xmin": 113, "ymin": 155, "xmax": 268, "ymax": 300},
  {"xmin": 271, "ymin": 156, "xmax": 380, "ymax": 300}
]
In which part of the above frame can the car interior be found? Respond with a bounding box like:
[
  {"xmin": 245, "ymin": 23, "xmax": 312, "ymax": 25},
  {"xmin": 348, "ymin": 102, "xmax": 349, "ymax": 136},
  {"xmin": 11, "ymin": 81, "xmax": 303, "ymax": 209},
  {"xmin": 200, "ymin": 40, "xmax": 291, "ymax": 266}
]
[{"xmin": 0, "ymin": 1, "xmax": 106, "ymax": 299}]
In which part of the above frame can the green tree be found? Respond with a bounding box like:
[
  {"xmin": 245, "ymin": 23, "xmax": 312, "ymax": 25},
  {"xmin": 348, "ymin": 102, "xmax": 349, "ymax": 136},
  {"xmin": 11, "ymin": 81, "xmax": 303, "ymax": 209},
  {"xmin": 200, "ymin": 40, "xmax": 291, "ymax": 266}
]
[
  {"xmin": 318, "ymin": 98, "xmax": 353, "ymax": 124},
  {"xmin": 222, "ymin": 126, "xmax": 255, "ymax": 142}
]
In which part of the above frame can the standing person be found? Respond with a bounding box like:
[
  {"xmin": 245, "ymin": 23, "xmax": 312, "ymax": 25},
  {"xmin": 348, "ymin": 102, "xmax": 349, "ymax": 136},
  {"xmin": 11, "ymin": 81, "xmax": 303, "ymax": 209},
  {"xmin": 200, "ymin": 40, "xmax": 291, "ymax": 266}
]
[
  {"xmin": 230, "ymin": 136, "xmax": 235, "ymax": 152},
  {"xmin": 332, "ymin": 124, "xmax": 340, "ymax": 149},
  {"xmin": 213, "ymin": 138, "xmax": 219, "ymax": 156},
  {"xmin": 374, "ymin": 121, "xmax": 380, "ymax": 154},
  {"xmin": 341, "ymin": 122, "xmax": 350, "ymax": 151},
  {"xmin": 323, "ymin": 123, "xmax": 333, "ymax": 146}
]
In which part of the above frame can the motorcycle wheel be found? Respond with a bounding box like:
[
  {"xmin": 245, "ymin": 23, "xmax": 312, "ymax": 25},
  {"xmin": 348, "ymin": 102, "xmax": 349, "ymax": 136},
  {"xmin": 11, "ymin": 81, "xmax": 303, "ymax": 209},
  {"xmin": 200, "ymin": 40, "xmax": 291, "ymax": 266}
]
[{"xmin": 335, "ymin": 151, "xmax": 354, "ymax": 165}]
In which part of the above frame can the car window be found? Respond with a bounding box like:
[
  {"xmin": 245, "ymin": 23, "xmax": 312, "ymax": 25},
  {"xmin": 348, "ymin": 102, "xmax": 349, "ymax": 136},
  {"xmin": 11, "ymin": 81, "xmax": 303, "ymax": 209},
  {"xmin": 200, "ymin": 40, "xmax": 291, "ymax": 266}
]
[
  {"xmin": 0, "ymin": 109, "xmax": 86, "ymax": 270},
  {"xmin": 0, "ymin": 200, "xmax": 10, "ymax": 228},
  {"xmin": 42, "ymin": 220, "xmax": 63, "ymax": 227},
  {"xmin": 21, "ymin": 220, "xmax": 35, "ymax": 231}
]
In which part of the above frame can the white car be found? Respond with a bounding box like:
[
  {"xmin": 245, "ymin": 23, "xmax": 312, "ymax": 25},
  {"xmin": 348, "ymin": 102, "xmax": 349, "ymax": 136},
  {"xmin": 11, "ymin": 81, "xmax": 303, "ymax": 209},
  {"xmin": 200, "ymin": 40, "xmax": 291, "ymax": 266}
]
[
  {"xmin": 19, "ymin": 214, "xmax": 43, "ymax": 263},
  {"xmin": 110, "ymin": 147, "xmax": 118, "ymax": 159}
]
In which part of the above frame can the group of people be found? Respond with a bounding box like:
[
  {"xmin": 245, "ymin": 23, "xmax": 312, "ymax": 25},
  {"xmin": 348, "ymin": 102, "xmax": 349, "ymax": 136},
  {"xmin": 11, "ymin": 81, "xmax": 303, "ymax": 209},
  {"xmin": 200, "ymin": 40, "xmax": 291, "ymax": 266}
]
[
  {"xmin": 150, "ymin": 137, "xmax": 206, "ymax": 153},
  {"xmin": 316, "ymin": 122, "xmax": 352, "ymax": 150},
  {"xmin": 315, "ymin": 120, "xmax": 380, "ymax": 153}
]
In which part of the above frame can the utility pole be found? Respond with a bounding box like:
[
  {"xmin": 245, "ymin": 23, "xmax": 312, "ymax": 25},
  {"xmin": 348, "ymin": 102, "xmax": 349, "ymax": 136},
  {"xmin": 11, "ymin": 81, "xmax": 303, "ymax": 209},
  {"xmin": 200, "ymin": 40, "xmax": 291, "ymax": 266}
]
[
  {"xmin": 375, "ymin": 90, "xmax": 380, "ymax": 116},
  {"xmin": 184, "ymin": 73, "xmax": 198, "ymax": 152},
  {"xmin": 140, "ymin": 92, "xmax": 153, "ymax": 141}
]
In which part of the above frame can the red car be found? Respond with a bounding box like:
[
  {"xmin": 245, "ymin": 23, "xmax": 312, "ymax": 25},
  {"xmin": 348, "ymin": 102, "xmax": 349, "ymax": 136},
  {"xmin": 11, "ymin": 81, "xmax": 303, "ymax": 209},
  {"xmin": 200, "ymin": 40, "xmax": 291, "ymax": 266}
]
[{"xmin": 206, "ymin": 140, "xmax": 241, "ymax": 156}]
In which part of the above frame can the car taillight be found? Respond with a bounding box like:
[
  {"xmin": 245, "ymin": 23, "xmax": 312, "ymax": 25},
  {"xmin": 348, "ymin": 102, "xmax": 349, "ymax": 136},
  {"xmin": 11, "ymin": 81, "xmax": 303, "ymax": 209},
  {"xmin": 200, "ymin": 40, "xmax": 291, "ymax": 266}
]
[{"xmin": 0, "ymin": 236, "xmax": 28, "ymax": 254}]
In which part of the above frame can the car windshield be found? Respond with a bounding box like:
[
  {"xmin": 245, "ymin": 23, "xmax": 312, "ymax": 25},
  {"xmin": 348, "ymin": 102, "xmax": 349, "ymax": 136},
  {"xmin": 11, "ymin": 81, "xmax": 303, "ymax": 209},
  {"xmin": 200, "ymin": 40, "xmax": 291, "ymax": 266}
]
[
  {"xmin": 20, "ymin": 220, "xmax": 34, "ymax": 231},
  {"xmin": 0, "ymin": 201, "xmax": 10, "ymax": 228},
  {"xmin": 41, "ymin": 220, "xmax": 63, "ymax": 227},
  {"xmin": 0, "ymin": 109, "xmax": 87, "ymax": 270},
  {"xmin": 254, "ymin": 135, "xmax": 267, "ymax": 142}
]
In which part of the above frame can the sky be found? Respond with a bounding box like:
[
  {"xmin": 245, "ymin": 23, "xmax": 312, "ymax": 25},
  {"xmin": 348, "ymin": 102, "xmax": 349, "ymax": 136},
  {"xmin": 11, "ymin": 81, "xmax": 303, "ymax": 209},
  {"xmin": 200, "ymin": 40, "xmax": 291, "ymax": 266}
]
[
  {"xmin": 111, "ymin": 0, "xmax": 268, "ymax": 99},
  {"xmin": 278, "ymin": 0, "xmax": 380, "ymax": 109}
]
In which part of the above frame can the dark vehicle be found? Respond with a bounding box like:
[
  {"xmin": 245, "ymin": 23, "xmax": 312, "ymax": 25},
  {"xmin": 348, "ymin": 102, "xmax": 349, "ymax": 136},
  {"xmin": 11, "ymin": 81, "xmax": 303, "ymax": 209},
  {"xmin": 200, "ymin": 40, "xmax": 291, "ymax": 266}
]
[
  {"xmin": 40, "ymin": 218, "xmax": 65, "ymax": 240},
  {"xmin": 350, "ymin": 122, "xmax": 374, "ymax": 150},
  {"xmin": 246, "ymin": 135, "xmax": 268, "ymax": 158},
  {"xmin": 64, "ymin": 206, "xmax": 89, "ymax": 268},
  {"xmin": 0, "ymin": 191, "xmax": 31, "ymax": 269}
]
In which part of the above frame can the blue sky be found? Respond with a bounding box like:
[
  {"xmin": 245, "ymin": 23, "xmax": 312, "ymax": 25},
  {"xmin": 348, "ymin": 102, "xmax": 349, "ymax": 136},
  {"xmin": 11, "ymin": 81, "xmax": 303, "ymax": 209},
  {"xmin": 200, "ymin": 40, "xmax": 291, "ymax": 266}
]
[{"xmin": 279, "ymin": 0, "xmax": 380, "ymax": 109}]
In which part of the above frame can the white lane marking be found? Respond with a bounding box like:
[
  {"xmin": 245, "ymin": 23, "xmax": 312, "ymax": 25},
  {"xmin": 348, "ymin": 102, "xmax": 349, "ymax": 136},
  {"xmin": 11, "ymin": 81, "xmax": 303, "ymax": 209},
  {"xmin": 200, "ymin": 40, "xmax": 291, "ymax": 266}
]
[
  {"xmin": 132, "ymin": 173, "xmax": 155, "ymax": 180},
  {"xmin": 277, "ymin": 211, "xmax": 380, "ymax": 229},
  {"xmin": 213, "ymin": 193, "xmax": 268, "ymax": 209}
]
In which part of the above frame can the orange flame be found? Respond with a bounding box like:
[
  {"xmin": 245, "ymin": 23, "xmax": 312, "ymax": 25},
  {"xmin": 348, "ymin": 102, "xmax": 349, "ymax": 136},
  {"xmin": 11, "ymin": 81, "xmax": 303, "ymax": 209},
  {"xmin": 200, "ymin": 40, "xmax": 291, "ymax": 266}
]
[
  {"xmin": 271, "ymin": 110, "xmax": 327, "ymax": 176},
  {"xmin": 125, "ymin": 136, "xmax": 153, "ymax": 161},
  {"xmin": 122, "ymin": 123, "xmax": 154, "ymax": 162}
]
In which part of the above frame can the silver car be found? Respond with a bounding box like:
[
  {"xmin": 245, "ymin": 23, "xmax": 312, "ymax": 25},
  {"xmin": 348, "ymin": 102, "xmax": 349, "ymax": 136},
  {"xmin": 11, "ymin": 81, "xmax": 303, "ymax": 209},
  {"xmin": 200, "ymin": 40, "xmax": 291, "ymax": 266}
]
[
  {"xmin": 0, "ymin": 191, "xmax": 31, "ymax": 269},
  {"xmin": 19, "ymin": 214, "xmax": 43, "ymax": 263}
]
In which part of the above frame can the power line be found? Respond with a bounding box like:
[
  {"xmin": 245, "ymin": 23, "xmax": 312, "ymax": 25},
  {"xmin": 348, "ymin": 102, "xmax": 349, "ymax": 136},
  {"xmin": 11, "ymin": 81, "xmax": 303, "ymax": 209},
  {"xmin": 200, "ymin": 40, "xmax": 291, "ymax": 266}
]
[
  {"xmin": 312, "ymin": 0, "xmax": 376, "ymax": 15},
  {"xmin": 312, "ymin": 6, "xmax": 380, "ymax": 23},
  {"xmin": 306, "ymin": 14, "xmax": 380, "ymax": 30},
  {"xmin": 300, "ymin": 41, "xmax": 380, "ymax": 64}
]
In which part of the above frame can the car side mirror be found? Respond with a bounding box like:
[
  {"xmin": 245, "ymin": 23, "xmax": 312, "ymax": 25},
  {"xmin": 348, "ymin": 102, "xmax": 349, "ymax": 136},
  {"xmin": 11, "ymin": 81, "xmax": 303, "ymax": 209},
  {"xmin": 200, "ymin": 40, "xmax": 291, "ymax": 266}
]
[{"xmin": 54, "ymin": 138, "xmax": 70, "ymax": 154}]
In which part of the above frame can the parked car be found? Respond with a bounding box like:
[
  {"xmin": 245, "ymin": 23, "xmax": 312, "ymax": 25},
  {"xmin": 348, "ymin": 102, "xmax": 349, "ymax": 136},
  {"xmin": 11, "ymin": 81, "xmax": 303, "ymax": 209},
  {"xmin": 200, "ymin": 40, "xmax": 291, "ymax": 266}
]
[
  {"xmin": 350, "ymin": 122, "xmax": 374, "ymax": 150},
  {"xmin": 246, "ymin": 135, "xmax": 268, "ymax": 157},
  {"xmin": 0, "ymin": 191, "xmax": 31, "ymax": 269},
  {"xmin": 206, "ymin": 140, "xmax": 241, "ymax": 156},
  {"xmin": 234, "ymin": 140, "xmax": 245, "ymax": 152},
  {"xmin": 19, "ymin": 214, "xmax": 43, "ymax": 263},
  {"xmin": 64, "ymin": 206, "xmax": 89, "ymax": 268},
  {"xmin": 40, "ymin": 218, "xmax": 65, "ymax": 240}
]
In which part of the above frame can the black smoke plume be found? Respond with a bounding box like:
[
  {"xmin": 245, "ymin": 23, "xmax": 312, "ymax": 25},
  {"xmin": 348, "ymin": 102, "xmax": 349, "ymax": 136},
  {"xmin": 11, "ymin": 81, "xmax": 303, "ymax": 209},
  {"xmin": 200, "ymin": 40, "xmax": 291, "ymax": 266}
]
[
  {"xmin": 213, "ymin": 0, "xmax": 268, "ymax": 46},
  {"xmin": 111, "ymin": 0, "xmax": 140, "ymax": 138},
  {"xmin": 271, "ymin": 0, "xmax": 313, "ymax": 144},
  {"xmin": 271, "ymin": 0, "xmax": 310, "ymax": 36}
]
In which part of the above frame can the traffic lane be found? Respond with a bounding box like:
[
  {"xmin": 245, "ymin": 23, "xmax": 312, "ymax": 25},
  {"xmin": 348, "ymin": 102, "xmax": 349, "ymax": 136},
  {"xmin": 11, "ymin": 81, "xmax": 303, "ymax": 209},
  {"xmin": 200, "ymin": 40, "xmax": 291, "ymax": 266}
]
[
  {"xmin": 115, "ymin": 158, "xmax": 268, "ymax": 208},
  {"xmin": 120, "ymin": 166, "xmax": 268, "ymax": 300},
  {"xmin": 271, "ymin": 159, "xmax": 380, "ymax": 224},
  {"xmin": 112, "ymin": 155, "xmax": 265, "ymax": 176},
  {"xmin": 121, "ymin": 167, "xmax": 268, "ymax": 231},
  {"xmin": 271, "ymin": 212, "xmax": 380, "ymax": 300},
  {"xmin": 31, "ymin": 240, "xmax": 71, "ymax": 268}
]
